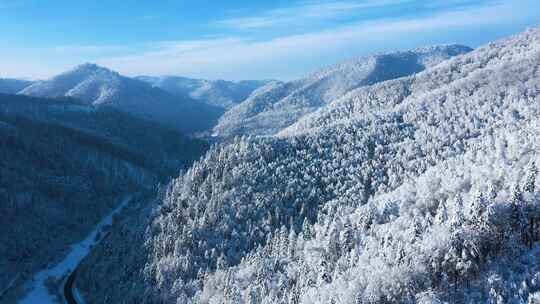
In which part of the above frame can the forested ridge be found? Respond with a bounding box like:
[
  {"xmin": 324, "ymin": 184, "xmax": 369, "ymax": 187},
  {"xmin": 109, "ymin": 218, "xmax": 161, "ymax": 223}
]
[
  {"xmin": 214, "ymin": 44, "xmax": 472, "ymax": 138},
  {"xmin": 168, "ymin": 27, "xmax": 540, "ymax": 303},
  {"xmin": 73, "ymin": 26, "xmax": 540, "ymax": 304}
]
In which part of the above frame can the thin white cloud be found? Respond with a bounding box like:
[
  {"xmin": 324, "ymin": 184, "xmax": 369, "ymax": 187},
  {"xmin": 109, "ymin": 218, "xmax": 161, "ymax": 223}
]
[
  {"xmin": 96, "ymin": 0, "xmax": 538, "ymax": 80},
  {"xmin": 217, "ymin": 0, "xmax": 412, "ymax": 30},
  {"xmin": 147, "ymin": 38, "xmax": 246, "ymax": 56},
  {"xmin": 47, "ymin": 45, "xmax": 129, "ymax": 54},
  {"xmin": 2, "ymin": 0, "xmax": 538, "ymax": 80}
]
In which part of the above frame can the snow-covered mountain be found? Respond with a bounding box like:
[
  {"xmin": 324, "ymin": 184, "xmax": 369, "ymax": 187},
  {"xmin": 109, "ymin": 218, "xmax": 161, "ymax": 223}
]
[
  {"xmin": 76, "ymin": 27, "xmax": 540, "ymax": 304},
  {"xmin": 213, "ymin": 44, "xmax": 472, "ymax": 137},
  {"xmin": 136, "ymin": 75, "xmax": 271, "ymax": 109},
  {"xmin": 19, "ymin": 64, "xmax": 223, "ymax": 134},
  {"xmin": 0, "ymin": 78, "xmax": 33, "ymax": 94}
]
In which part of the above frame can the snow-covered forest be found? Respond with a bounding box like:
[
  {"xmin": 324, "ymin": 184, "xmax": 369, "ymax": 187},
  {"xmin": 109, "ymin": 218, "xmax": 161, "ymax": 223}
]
[
  {"xmin": 213, "ymin": 45, "xmax": 471, "ymax": 138},
  {"xmin": 73, "ymin": 26, "xmax": 540, "ymax": 304}
]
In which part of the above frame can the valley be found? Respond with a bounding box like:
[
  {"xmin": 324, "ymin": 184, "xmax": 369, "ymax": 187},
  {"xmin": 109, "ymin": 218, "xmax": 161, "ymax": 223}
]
[{"xmin": 19, "ymin": 195, "xmax": 133, "ymax": 304}]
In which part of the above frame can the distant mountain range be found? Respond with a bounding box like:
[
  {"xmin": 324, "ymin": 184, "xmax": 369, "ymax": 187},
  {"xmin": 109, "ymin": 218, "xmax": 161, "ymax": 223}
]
[
  {"xmin": 18, "ymin": 64, "xmax": 224, "ymax": 134},
  {"xmin": 1, "ymin": 45, "xmax": 472, "ymax": 138},
  {"xmin": 213, "ymin": 44, "xmax": 472, "ymax": 137},
  {"xmin": 136, "ymin": 76, "xmax": 271, "ymax": 110}
]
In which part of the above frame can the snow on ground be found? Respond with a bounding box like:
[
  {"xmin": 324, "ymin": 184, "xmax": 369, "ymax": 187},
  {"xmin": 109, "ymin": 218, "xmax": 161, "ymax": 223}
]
[
  {"xmin": 72, "ymin": 288, "xmax": 86, "ymax": 304},
  {"xmin": 19, "ymin": 195, "xmax": 132, "ymax": 304}
]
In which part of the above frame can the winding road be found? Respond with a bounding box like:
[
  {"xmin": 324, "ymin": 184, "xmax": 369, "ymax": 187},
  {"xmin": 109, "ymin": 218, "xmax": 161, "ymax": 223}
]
[
  {"xmin": 19, "ymin": 195, "xmax": 133, "ymax": 304},
  {"xmin": 62, "ymin": 194, "xmax": 137, "ymax": 304},
  {"xmin": 63, "ymin": 269, "xmax": 78, "ymax": 304}
]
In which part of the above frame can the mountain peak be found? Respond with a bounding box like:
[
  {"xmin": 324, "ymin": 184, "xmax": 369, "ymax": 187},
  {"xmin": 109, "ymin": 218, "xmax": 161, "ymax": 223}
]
[
  {"xmin": 68, "ymin": 63, "xmax": 120, "ymax": 77},
  {"xmin": 18, "ymin": 63, "xmax": 124, "ymax": 106}
]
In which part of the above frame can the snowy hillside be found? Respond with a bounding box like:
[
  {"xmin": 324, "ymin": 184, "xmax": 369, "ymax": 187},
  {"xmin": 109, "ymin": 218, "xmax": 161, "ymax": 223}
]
[
  {"xmin": 137, "ymin": 76, "xmax": 271, "ymax": 109},
  {"xmin": 76, "ymin": 27, "xmax": 540, "ymax": 304},
  {"xmin": 19, "ymin": 64, "xmax": 223, "ymax": 134},
  {"xmin": 19, "ymin": 64, "xmax": 124, "ymax": 104},
  {"xmin": 213, "ymin": 44, "xmax": 472, "ymax": 137},
  {"xmin": 0, "ymin": 78, "xmax": 33, "ymax": 94}
]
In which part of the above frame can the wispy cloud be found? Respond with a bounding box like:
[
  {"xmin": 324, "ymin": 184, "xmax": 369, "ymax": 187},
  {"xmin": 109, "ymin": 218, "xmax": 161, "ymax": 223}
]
[
  {"xmin": 96, "ymin": 0, "xmax": 536, "ymax": 80},
  {"xmin": 217, "ymin": 0, "xmax": 411, "ymax": 30},
  {"xmin": 46, "ymin": 45, "xmax": 129, "ymax": 55},
  {"xmin": 2, "ymin": 0, "xmax": 538, "ymax": 80}
]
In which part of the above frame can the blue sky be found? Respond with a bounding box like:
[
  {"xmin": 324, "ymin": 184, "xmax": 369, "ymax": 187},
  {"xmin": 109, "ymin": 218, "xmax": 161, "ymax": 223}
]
[{"xmin": 1, "ymin": 0, "xmax": 539, "ymax": 80}]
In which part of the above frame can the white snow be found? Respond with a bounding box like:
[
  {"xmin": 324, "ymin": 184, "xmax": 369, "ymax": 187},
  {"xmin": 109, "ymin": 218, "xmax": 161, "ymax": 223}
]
[{"xmin": 18, "ymin": 195, "xmax": 132, "ymax": 304}]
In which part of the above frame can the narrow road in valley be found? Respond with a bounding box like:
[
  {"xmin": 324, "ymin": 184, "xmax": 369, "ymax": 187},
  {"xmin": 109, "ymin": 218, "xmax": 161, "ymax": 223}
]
[
  {"xmin": 63, "ymin": 269, "xmax": 78, "ymax": 304},
  {"xmin": 19, "ymin": 195, "xmax": 133, "ymax": 304}
]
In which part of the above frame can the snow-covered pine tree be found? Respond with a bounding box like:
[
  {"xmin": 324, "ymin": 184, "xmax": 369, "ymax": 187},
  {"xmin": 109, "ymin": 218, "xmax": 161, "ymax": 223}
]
[
  {"xmin": 451, "ymin": 194, "xmax": 465, "ymax": 233},
  {"xmin": 302, "ymin": 218, "xmax": 313, "ymax": 240},
  {"xmin": 523, "ymin": 161, "xmax": 538, "ymax": 248},
  {"xmin": 524, "ymin": 161, "xmax": 537, "ymax": 193},
  {"xmin": 340, "ymin": 217, "xmax": 355, "ymax": 253},
  {"xmin": 511, "ymin": 184, "xmax": 528, "ymax": 246},
  {"xmin": 435, "ymin": 200, "xmax": 449, "ymax": 225},
  {"xmin": 468, "ymin": 191, "xmax": 487, "ymax": 227}
]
